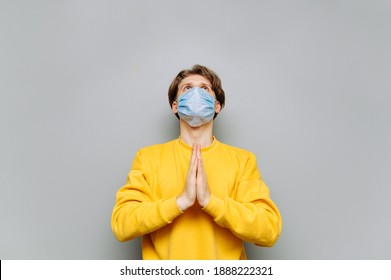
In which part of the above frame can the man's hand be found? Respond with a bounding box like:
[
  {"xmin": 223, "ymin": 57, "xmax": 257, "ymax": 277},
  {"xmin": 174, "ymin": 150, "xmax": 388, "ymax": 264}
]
[
  {"xmin": 176, "ymin": 144, "xmax": 198, "ymax": 211},
  {"xmin": 176, "ymin": 144, "xmax": 211, "ymax": 211},
  {"xmin": 196, "ymin": 145, "xmax": 211, "ymax": 207}
]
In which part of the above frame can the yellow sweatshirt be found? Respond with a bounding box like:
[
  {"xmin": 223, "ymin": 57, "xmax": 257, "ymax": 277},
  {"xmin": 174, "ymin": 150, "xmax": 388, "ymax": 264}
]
[{"xmin": 111, "ymin": 137, "xmax": 281, "ymax": 260}]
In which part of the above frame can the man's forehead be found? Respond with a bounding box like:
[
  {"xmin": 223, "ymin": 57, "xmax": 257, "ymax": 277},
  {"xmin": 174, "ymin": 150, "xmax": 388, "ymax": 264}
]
[{"xmin": 179, "ymin": 75, "xmax": 212, "ymax": 87}]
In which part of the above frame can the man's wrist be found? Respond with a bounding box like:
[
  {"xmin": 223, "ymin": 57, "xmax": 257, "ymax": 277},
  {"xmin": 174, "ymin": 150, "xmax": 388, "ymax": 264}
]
[
  {"xmin": 198, "ymin": 193, "xmax": 211, "ymax": 208},
  {"xmin": 176, "ymin": 194, "xmax": 192, "ymax": 212}
]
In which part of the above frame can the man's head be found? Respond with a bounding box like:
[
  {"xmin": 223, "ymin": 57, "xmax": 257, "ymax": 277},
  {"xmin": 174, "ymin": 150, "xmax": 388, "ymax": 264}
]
[{"xmin": 168, "ymin": 65, "xmax": 225, "ymax": 119}]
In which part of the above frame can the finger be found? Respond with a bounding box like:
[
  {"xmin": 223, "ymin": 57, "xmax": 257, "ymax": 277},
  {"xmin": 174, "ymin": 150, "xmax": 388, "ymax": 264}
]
[
  {"xmin": 197, "ymin": 156, "xmax": 205, "ymax": 182},
  {"xmin": 197, "ymin": 147, "xmax": 205, "ymax": 171},
  {"xmin": 188, "ymin": 145, "xmax": 197, "ymax": 171},
  {"xmin": 192, "ymin": 157, "xmax": 198, "ymax": 175},
  {"xmin": 192, "ymin": 147, "xmax": 200, "ymax": 176},
  {"xmin": 197, "ymin": 144, "xmax": 202, "ymax": 160},
  {"xmin": 197, "ymin": 156, "xmax": 202, "ymax": 174},
  {"xmin": 191, "ymin": 144, "xmax": 197, "ymax": 161}
]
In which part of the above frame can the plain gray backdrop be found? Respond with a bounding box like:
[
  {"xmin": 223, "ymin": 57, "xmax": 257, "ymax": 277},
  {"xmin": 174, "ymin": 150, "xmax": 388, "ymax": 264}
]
[{"xmin": 1, "ymin": 0, "xmax": 390, "ymax": 259}]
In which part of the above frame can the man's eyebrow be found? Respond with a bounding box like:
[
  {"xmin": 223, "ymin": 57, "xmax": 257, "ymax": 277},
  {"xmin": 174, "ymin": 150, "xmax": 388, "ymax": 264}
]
[
  {"xmin": 180, "ymin": 82, "xmax": 191, "ymax": 88},
  {"xmin": 180, "ymin": 82, "xmax": 212, "ymax": 87},
  {"xmin": 179, "ymin": 82, "xmax": 212, "ymax": 91}
]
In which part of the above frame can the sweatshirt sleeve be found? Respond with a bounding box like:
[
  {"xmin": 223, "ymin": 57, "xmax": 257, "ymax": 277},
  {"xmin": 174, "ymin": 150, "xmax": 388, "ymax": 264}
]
[
  {"xmin": 111, "ymin": 150, "xmax": 183, "ymax": 242},
  {"xmin": 202, "ymin": 152, "xmax": 282, "ymax": 247}
]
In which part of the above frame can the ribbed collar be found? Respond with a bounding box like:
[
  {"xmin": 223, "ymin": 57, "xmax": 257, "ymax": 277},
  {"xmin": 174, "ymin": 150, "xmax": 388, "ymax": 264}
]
[{"xmin": 176, "ymin": 136, "xmax": 220, "ymax": 154}]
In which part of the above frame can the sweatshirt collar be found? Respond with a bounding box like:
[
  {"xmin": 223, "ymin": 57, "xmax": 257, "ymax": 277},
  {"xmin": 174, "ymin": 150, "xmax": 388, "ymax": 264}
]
[{"xmin": 177, "ymin": 136, "xmax": 219, "ymax": 153}]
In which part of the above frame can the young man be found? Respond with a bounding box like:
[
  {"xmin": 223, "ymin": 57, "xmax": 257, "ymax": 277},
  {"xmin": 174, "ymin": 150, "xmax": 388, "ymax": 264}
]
[{"xmin": 111, "ymin": 65, "xmax": 282, "ymax": 259}]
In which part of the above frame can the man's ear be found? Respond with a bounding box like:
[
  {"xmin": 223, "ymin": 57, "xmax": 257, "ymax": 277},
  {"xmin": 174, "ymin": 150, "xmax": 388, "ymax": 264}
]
[
  {"xmin": 214, "ymin": 101, "xmax": 221, "ymax": 114},
  {"xmin": 171, "ymin": 101, "xmax": 178, "ymax": 114}
]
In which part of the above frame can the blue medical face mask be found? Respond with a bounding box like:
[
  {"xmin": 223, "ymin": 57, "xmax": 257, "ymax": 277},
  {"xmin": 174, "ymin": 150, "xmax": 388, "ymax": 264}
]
[{"xmin": 177, "ymin": 87, "xmax": 216, "ymax": 127}]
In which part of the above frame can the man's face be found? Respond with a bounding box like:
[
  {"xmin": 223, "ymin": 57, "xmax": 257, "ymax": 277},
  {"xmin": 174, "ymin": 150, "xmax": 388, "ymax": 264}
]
[{"xmin": 172, "ymin": 74, "xmax": 221, "ymax": 115}]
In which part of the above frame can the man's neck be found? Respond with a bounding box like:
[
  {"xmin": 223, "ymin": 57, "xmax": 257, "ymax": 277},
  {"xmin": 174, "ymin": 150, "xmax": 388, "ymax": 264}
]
[{"xmin": 179, "ymin": 120, "xmax": 214, "ymax": 148}]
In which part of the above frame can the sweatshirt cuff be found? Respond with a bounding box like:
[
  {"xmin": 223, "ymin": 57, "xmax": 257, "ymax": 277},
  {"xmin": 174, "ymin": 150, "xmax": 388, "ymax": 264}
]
[
  {"xmin": 161, "ymin": 196, "xmax": 183, "ymax": 223},
  {"xmin": 202, "ymin": 194, "xmax": 225, "ymax": 220}
]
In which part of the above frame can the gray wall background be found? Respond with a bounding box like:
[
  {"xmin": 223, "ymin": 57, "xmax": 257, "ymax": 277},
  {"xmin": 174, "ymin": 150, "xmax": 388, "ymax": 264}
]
[{"xmin": 1, "ymin": 0, "xmax": 390, "ymax": 259}]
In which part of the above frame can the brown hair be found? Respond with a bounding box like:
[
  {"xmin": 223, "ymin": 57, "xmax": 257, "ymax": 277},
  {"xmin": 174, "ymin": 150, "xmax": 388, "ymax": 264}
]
[{"xmin": 168, "ymin": 64, "xmax": 225, "ymax": 119}]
